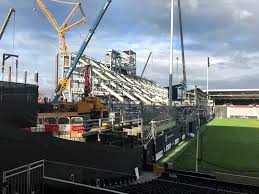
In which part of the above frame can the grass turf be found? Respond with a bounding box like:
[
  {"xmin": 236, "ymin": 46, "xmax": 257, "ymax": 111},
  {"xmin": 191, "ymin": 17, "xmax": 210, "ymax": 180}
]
[{"xmin": 167, "ymin": 118, "xmax": 259, "ymax": 177}]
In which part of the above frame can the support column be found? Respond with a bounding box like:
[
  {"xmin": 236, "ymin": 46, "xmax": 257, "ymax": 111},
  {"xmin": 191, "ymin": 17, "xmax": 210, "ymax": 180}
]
[
  {"xmin": 207, "ymin": 57, "xmax": 210, "ymax": 100},
  {"xmin": 24, "ymin": 70, "xmax": 27, "ymax": 84},
  {"xmin": 34, "ymin": 71, "xmax": 39, "ymax": 85},
  {"xmin": 8, "ymin": 65, "xmax": 11, "ymax": 82},
  {"xmin": 15, "ymin": 59, "xmax": 18, "ymax": 82},
  {"xmin": 196, "ymin": 128, "xmax": 200, "ymax": 172},
  {"xmin": 55, "ymin": 53, "xmax": 59, "ymax": 88}
]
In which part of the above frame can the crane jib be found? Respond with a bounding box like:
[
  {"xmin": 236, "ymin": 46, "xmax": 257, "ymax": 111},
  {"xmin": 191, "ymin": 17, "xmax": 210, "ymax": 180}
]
[
  {"xmin": 0, "ymin": 8, "xmax": 15, "ymax": 41},
  {"xmin": 52, "ymin": 0, "xmax": 112, "ymax": 102}
]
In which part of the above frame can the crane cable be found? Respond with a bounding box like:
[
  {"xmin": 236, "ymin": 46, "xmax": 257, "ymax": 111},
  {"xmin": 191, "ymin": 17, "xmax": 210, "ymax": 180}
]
[
  {"xmin": 49, "ymin": 0, "xmax": 79, "ymax": 5},
  {"xmin": 12, "ymin": 9, "xmax": 16, "ymax": 54}
]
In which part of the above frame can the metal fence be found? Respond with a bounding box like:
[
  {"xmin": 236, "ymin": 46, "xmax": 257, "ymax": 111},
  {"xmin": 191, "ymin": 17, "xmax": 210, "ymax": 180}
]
[
  {"xmin": 2, "ymin": 160, "xmax": 44, "ymax": 194},
  {"xmin": 44, "ymin": 160, "xmax": 136, "ymax": 186},
  {"xmin": 140, "ymin": 106, "xmax": 177, "ymax": 141},
  {"xmin": 83, "ymin": 117, "xmax": 142, "ymax": 131},
  {"xmin": 215, "ymin": 105, "xmax": 228, "ymax": 118},
  {"xmin": 2, "ymin": 160, "xmax": 134, "ymax": 194}
]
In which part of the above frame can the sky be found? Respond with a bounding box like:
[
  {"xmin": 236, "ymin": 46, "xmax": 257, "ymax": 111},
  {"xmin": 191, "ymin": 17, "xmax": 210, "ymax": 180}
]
[{"xmin": 0, "ymin": 0, "xmax": 259, "ymax": 96}]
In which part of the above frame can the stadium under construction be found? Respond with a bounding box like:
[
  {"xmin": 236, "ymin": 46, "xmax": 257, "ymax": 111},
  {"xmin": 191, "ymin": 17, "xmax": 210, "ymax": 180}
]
[{"xmin": 1, "ymin": 0, "xmax": 259, "ymax": 194}]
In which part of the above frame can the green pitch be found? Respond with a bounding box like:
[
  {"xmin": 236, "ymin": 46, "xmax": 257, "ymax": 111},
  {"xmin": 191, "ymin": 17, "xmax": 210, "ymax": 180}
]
[{"xmin": 163, "ymin": 118, "xmax": 259, "ymax": 177}]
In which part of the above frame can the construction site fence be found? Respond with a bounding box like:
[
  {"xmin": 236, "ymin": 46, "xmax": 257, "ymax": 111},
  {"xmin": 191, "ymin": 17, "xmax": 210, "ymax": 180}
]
[
  {"xmin": 152, "ymin": 118, "xmax": 177, "ymax": 132},
  {"xmin": 214, "ymin": 105, "xmax": 228, "ymax": 118},
  {"xmin": 83, "ymin": 117, "xmax": 142, "ymax": 130},
  {"xmin": 23, "ymin": 117, "xmax": 142, "ymax": 131},
  {"xmin": 144, "ymin": 118, "xmax": 177, "ymax": 140},
  {"xmin": 141, "ymin": 105, "xmax": 176, "ymax": 126}
]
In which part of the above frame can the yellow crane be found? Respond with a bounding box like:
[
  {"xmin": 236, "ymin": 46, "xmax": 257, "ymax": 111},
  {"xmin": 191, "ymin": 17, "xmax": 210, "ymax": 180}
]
[{"xmin": 34, "ymin": 0, "xmax": 86, "ymax": 54}]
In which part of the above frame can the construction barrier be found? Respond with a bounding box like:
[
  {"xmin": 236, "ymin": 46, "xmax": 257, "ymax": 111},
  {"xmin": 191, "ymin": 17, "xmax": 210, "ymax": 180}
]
[{"xmin": 21, "ymin": 124, "xmax": 85, "ymax": 134}]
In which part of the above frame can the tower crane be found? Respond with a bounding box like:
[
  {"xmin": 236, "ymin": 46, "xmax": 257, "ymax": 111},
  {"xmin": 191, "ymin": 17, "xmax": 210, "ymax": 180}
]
[
  {"xmin": 52, "ymin": 0, "xmax": 112, "ymax": 102},
  {"xmin": 0, "ymin": 8, "xmax": 15, "ymax": 41},
  {"xmin": 34, "ymin": 0, "xmax": 86, "ymax": 55},
  {"xmin": 34, "ymin": 0, "xmax": 87, "ymax": 90},
  {"xmin": 178, "ymin": 0, "xmax": 186, "ymax": 86}
]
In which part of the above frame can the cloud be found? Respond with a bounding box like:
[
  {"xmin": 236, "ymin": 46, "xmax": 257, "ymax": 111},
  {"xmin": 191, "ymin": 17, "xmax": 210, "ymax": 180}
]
[{"xmin": 235, "ymin": 10, "xmax": 253, "ymax": 20}]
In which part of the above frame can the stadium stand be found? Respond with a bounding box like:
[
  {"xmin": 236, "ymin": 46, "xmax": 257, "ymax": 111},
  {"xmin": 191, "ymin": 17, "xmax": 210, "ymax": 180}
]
[
  {"xmin": 208, "ymin": 89, "xmax": 259, "ymax": 105},
  {"xmin": 114, "ymin": 172, "xmax": 259, "ymax": 194},
  {"xmin": 208, "ymin": 89, "xmax": 259, "ymax": 118},
  {"xmin": 2, "ymin": 158, "xmax": 259, "ymax": 194}
]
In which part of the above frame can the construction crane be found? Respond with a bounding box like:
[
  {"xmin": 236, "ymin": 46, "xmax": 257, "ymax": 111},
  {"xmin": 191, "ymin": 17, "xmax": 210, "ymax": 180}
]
[
  {"xmin": 34, "ymin": 0, "xmax": 86, "ymax": 54},
  {"xmin": 178, "ymin": 0, "xmax": 186, "ymax": 85},
  {"xmin": 52, "ymin": 0, "xmax": 112, "ymax": 102},
  {"xmin": 177, "ymin": 0, "xmax": 187, "ymax": 100},
  {"xmin": 0, "ymin": 8, "xmax": 15, "ymax": 41},
  {"xmin": 140, "ymin": 52, "xmax": 152, "ymax": 79}
]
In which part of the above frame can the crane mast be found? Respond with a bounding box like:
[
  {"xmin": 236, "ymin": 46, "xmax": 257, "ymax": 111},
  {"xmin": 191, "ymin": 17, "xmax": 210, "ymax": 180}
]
[
  {"xmin": 52, "ymin": 0, "xmax": 112, "ymax": 102},
  {"xmin": 34, "ymin": 0, "xmax": 87, "ymax": 91},
  {"xmin": 178, "ymin": 0, "xmax": 187, "ymax": 101},
  {"xmin": 34, "ymin": 0, "xmax": 86, "ymax": 54},
  {"xmin": 178, "ymin": 0, "xmax": 186, "ymax": 85},
  {"xmin": 0, "ymin": 8, "xmax": 15, "ymax": 41}
]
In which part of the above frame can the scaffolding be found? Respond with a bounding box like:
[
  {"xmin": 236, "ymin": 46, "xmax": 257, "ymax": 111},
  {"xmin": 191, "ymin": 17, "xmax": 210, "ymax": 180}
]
[{"xmin": 61, "ymin": 51, "xmax": 168, "ymax": 105}]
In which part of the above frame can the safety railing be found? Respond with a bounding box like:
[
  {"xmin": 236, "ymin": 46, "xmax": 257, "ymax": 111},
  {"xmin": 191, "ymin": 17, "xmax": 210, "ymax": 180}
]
[
  {"xmin": 2, "ymin": 160, "xmax": 44, "ymax": 194},
  {"xmin": 2, "ymin": 160, "xmax": 135, "ymax": 194},
  {"xmin": 83, "ymin": 117, "xmax": 142, "ymax": 131},
  {"xmin": 152, "ymin": 118, "xmax": 177, "ymax": 135},
  {"xmin": 84, "ymin": 119, "xmax": 101, "ymax": 129},
  {"xmin": 44, "ymin": 160, "xmax": 136, "ymax": 186},
  {"xmin": 22, "ymin": 116, "xmax": 143, "ymax": 141},
  {"xmin": 142, "ymin": 118, "xmax": 177, "ymax": 143}
]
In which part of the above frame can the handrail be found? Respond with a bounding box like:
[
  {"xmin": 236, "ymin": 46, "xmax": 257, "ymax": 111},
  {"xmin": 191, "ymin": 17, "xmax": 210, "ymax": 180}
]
[
  {"xmin": 156, "ymin": 178, "xmax": 246, "ymax": 194},
  {"xmin": 152, "ymin": 118, "xmax": 176, "ymax": 124},
  {"xmin": 3, "ymin": 160, "xmax": 44, "ymax": 175},
  {"xmin": 45, "ymin": 160, "xmax": 134, "ymax": 176},
  {"xmin": 44, "ymin": 176, "xmax": 126, "ymax": 194}
]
